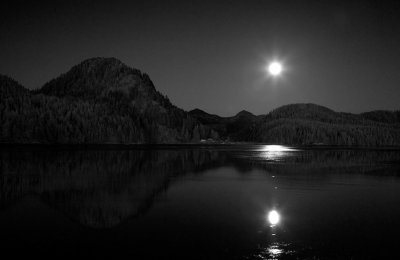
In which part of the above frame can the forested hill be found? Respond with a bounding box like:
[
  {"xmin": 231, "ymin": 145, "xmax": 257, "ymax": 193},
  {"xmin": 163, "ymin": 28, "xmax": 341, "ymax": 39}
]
[
  {"xmin": 190, "ymin": 104, "xmax": 400, "ymax": 146},
  {"xmin": 255, "ymin": 104, "xmax": 400, "ymax": 146},
  {"xmin": 189, "ymin": 109, "xmax": 261, "ymax": 141},
  {"xmin": 1, "ymin": 58, "xmax": 399, "ymax": 145},
  {"xmin": 0, "ymin": 58, "xmax": 218, "ymax": 144}
]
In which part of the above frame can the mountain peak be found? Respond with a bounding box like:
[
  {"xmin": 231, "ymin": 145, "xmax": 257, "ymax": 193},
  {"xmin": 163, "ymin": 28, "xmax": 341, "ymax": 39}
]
[
  {"xmin": 235, "ymin": 110, "xmax": 254, "ymax": 117},
  {"xmin": 189, "ymin": 108, "xmax": 222, "ymax": 124},
  {"xmin": 68, "ymin": 57, "xmax": 137, "ymax": 79},
  {"xmin": 39, "ymin": 57, "xmax": 146, "ymax": 99},
  {"xmin": 271, "ymin": 103, "xmax": 334, "ymax": 113},
  {"xmin": 75, "ymin": 57, "xmax": 127, "ymax": 70},
  {"xmin": 190, "ymin": 108, "xmax": 210, "ymax": 115},
  {"xmin": 266, "ymin": 103, "xmax": 347, "ymax": 125}
]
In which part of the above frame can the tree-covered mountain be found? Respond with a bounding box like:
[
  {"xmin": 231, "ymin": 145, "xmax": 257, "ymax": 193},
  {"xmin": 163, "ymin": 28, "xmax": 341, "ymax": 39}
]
[
  {"xmin": 189, "ymin": 109, "xmax": 261, "ymax": 141},
  {"xmin": 254, "ymin": 104, "xmax": 400, "ymax": 145},
  {"xmin": 190, "ymin": 104, "xmax": 400, "ymax": 146},
  {"xmin": 0, "ymin": 58, "xmax": 217, "ymax": 144},
  {"xmin": 1, "ymin": 58, "xmax": 399, "ymax": 146}
]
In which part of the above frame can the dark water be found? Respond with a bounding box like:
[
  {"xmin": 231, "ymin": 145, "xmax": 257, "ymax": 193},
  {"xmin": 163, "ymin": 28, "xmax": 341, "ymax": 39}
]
[{"xmin": 1, "ymin": 145, "xmax": 400, "ymax": 259}]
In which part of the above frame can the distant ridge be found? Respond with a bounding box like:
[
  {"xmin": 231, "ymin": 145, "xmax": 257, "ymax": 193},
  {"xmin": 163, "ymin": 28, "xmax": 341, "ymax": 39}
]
[
  {"xmin": 1, "ymin": 57, "xmax": 400, "ymax": 145},
  {"xmin": 190, "ymin": 103, "xmax": 400, "ymax": 145}
]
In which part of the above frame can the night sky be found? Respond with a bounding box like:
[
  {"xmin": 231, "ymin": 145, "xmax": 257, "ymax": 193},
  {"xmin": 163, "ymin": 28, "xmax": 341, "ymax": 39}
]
[{"xmin": 2, "ymin": 0, "xmax": 400, "ymax": 116}]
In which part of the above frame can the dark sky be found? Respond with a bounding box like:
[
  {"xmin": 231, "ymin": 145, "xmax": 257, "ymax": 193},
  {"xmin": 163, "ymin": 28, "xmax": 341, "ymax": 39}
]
[{"xmin": 1, "ymin": 0, "xmax": 400, "ymax": 116}]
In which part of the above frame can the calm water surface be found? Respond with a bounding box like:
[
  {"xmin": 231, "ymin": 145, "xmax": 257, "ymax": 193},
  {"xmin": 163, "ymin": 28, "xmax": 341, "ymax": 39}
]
[{"xmin": 0, "ymin": 145, "xmax": 400, "ymax": 259}]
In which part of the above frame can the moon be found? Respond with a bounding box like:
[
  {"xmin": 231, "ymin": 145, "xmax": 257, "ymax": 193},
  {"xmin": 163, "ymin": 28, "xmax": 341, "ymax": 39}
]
[
  {"xmin": 268, "ymin": 61, "xmax": 283, "ymax": 76},
  {"xmin": 268, "ymin": 210, "xmax": 280, "ymax": 225}
]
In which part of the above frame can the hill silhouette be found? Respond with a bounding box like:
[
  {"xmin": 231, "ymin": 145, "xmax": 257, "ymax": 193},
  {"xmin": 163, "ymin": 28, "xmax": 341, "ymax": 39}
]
[
  {"xmin": 191, "ymin": 103, "xmax": 400, "ymax": 145},
  {"xmin": 1, "ymin": 58, "xmax": 217, "ymax": 144},
  {"xmin": 1, "ymin": 57, "xmax": 400, "ymax": 145}
]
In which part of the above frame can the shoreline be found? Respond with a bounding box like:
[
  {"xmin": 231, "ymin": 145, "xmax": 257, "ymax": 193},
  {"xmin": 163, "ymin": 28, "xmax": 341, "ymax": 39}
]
[{"xmin": 1, "ymin": 143, "xmax": 400, "ymax": 151}]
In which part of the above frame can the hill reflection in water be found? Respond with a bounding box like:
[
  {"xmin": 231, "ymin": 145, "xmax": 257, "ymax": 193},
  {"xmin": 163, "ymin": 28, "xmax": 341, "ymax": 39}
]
[
  {"xmin": 1, "ymin": 145, "xmax": 399, "ymax": 229},
  {"xmin": 0, "ymin": 147, "xmax": 226, "ymax": 228},
  {"xmin": 0, "ymin": 145, "xmax": 400, "ymax": 259}
]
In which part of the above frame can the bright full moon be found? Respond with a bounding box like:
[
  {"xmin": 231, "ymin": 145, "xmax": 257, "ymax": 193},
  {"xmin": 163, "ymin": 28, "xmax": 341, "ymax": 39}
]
[
  {"xmin": 268, "ymin": 210, "xmax": 280, "ymax": 225},
  {"xmin": 268, "ymin": 62, "xmax": 283, "ymax": 76}
]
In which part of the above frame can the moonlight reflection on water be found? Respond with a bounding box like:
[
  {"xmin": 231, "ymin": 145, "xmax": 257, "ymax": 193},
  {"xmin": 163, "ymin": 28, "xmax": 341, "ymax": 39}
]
[
  {"xmin": 258, "ymin": 145, "xmax": 295, "ymax": 152},
  {"xmin": 256, "ymin": 145, "xmax": 298, "ymax": 161}
]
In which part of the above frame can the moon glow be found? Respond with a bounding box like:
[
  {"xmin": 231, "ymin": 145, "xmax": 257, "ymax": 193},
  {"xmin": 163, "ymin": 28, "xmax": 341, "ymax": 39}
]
[
  {"xmin": 268, "ymin": 210, "xmax": 280, "ymax": 225},
  {"xmin": 268, "ymin": 62, "xmax": 283, "ymax": 76}
]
